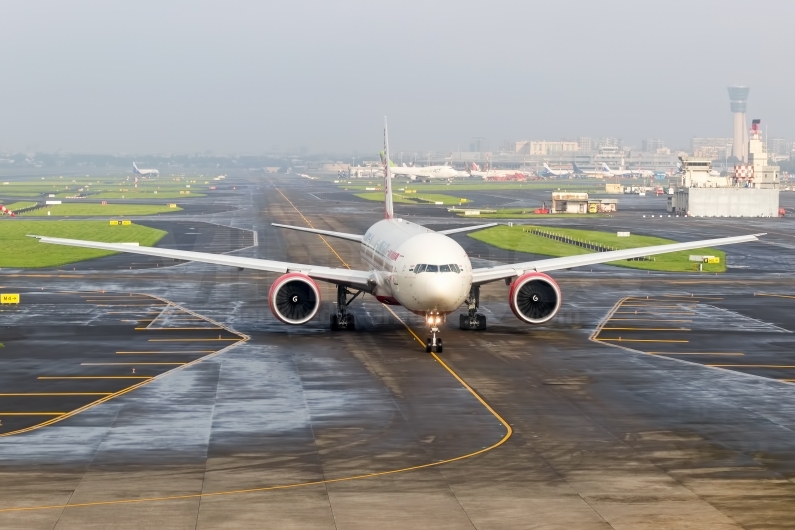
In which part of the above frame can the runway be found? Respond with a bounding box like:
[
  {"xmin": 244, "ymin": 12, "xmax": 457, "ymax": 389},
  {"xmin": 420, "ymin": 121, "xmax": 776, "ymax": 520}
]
[{"xmin": 3, "ymin": 174, "xmax": 795, "ymax": 528}]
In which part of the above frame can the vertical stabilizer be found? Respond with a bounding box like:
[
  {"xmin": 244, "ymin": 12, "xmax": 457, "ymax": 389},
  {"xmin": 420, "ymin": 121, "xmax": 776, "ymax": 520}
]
[{"xmin": 383, "ymin": 117, "xmax": 394, "ymax": 219}]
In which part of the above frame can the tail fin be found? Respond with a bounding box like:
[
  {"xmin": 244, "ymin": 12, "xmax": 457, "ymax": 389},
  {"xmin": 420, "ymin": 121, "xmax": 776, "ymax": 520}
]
[
  {"xmin": 379, "ymin": 151, "xmax": 397, "ymax": 167},
  {"xmin": 543, "ymin": 163, "xmax": 552, "ymax": 171},
  {"xmin": 132, "ymin": 162, "xmax": 140, "ymax": 174},
  {"xmin": 572, "ymin": 162, "xmax": 582, "ymax": 173},
  {"xmin": 602, "ymin": 163, "xmax": 611, "ymax": 172},
  {"xmin": 383, "ymin": 117, "xmax": 394, "ymax": 219}
]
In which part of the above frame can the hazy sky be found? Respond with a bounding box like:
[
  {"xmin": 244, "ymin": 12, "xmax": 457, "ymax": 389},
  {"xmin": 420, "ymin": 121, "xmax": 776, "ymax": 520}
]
[{"xmin": 1, "ymin": 0, "xmax": 793, "ymax": 155}]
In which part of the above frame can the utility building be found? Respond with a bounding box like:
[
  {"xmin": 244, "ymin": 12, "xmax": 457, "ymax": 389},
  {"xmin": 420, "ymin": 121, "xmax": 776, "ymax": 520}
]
[{"xmin": 669, "ymin": 119, "xmax": 779, "ymax": 217}]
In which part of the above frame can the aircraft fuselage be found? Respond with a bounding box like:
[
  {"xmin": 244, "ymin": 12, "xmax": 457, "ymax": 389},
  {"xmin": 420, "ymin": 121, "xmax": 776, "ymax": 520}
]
[{"xmin": 361, "ymin": 219, "xmax": 472, "ymax": 314}]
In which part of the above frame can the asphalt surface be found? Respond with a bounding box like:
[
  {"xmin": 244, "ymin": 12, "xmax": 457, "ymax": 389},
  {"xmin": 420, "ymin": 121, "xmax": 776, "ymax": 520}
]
[{"xmin": 2, "ymin": 173, "xmax": 795, "ymax": 528}]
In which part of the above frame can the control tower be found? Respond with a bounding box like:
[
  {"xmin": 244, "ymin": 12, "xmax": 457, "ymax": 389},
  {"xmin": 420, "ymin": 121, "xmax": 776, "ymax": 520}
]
[{"xmin": 728, "ymin": 86, "xmax": 750, "ymax": 162}]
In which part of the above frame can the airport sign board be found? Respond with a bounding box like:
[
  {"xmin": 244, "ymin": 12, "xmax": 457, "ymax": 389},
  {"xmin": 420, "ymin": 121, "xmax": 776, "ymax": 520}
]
[{"xmin": 1, "ymin": 293, "xmax": 20, "ymax": 304}]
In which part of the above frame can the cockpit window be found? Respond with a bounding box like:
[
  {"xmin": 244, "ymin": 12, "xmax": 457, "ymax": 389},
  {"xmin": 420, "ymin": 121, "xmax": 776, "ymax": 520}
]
[{"xmin": 414, "ymin": 263, "xmax": 461, "ymax": 273}]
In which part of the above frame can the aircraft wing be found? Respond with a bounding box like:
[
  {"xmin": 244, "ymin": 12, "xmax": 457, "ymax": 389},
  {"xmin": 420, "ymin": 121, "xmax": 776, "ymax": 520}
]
[
  {"xmin": 271, "ymin": 223, "xmax": 363, "ymax": 242},
  {"xmin": 437, "ymin": 223, "xmax": 498, "ymax": 236},
  {"xmin": 471, "ymin": 233, "xmax": 763, "ymax": 285},
  {"xmin": 27, "ymin": 235, "xmax": 374, "ymax": 290}
]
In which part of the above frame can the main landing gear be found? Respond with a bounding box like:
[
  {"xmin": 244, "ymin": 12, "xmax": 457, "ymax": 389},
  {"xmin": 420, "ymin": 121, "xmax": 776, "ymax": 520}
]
[
  {"xmin": 459, "ymin": 285, "xmax": 487, "ymax": 330},
  {"xmin": 330, "ymin": 285, "xmax": 361, "ymax": 331},
  {"xmin": 425, "ymin": 312, "xmax": 443, "ymax": 353}
]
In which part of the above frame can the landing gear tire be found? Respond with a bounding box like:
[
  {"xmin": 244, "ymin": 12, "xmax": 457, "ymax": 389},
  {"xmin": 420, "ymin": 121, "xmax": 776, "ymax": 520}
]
[
  {"xmin": 345, "ymin": 314, "xmax": 356, "ymax": 330},
  {"xmin": 425, "ymin": 339, "xmax": 432, "ymax": 353},
  {"xmin": 330, "ymin": 314, "xmax": 339, "ymax": 331},
  {"xmin": 437, "ymin": 338, "xmax": 443, "ymax": 353},
  {"xmin": 459, "ymin": 313, "xmax": 487, "ymax": 330}
]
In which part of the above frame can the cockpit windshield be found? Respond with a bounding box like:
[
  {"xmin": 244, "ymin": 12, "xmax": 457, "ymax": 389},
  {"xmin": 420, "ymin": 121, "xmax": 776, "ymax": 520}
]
[{"xmin": 412, "ymin": 264, "xmax": 461, "ymax": 274}]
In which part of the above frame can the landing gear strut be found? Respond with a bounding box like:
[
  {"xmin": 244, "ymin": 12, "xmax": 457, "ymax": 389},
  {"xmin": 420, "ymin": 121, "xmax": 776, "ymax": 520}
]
[
  {"xmin": 330, "ymin": 285, "xmax": 361, "ymax": 331},
  {"xmin": 459, "ymin": 285, "xmax": 487, "ymax": 330},
  {"xmin": 425, "ymin": 312, "xmax": 443, "ymax": 353}
]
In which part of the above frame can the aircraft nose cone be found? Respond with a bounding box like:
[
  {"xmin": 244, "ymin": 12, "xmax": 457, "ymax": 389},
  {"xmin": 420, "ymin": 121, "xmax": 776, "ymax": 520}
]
[{"xmin": 424, "ymin": 273, "xmax": 466, "ymax": 311}]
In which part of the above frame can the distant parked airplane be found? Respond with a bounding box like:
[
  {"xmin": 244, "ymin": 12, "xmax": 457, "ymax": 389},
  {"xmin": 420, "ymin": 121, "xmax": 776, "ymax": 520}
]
[
  {"xmin": 132, "ymin": 162, "xmax": 159, "ymax": 177},
  {"xmin": 542, "ymin": 163, "xmax": 571, "ymax": 177}
]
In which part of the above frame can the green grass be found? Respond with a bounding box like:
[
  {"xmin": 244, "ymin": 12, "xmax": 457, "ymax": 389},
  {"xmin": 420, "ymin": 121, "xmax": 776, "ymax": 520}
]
[
  {"xmin": 1, "ymin": 202, "xmax": 38, "ymax": 211},
  {"xmin": 469, "ymin": 225, "xmax": 726, "ymax": 273},
  {"xmin": 17, "ymin": 203, "xmax": 182, "ymax": 217},
  {"xmin": 0, "ymin": 221, "xmax": 167, "ymax": 268}
]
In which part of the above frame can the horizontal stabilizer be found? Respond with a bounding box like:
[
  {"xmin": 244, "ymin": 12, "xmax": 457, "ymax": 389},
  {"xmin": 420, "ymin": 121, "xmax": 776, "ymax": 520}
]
[{"xmin": 272, "ymin": 223, "xmax": 363, "ymax": 242}]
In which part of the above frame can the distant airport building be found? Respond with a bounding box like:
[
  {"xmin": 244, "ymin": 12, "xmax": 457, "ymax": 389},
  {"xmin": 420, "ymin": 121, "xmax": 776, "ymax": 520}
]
[
  {"xmin": 728, "ymin": 86, "xmax": 750, "ymax": 162},
  {"xmin": 692, "ymin": 137, "xmax": 733, "ymax": 160},
  {"xmin": 768, "ymin": 137, "xmax": 788, "ymax": 156},
  {"xmin": 514, "ymin": 140, "xmax": 578, "ymax": 155},
  {"xmin": 469, "ymin": 137, "xmax": 487, "ymax": 153},
  {"xmin": 642, "ymin": 139, "xmax": 666, "ymax": 153},
  {"xmin": 670, "ymin": 119, "xmax": 779, "ymax": 217},
  {"xmin": 577, "ymin": 137, "xmax": 593, "ymax": 152}
]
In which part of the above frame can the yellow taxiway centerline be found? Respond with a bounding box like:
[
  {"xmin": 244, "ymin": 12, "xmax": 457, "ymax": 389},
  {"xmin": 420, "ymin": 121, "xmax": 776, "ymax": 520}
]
[{"xmin": 0, "ymin": 188, "xmax": 515, "ymax": 514}]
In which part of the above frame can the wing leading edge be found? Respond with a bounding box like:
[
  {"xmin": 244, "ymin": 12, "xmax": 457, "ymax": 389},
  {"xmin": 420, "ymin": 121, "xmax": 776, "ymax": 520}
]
[
  {"xmin": 271, "ymin": 223, "xmax": 363, "ymax": 242},
  {"xmin": 471, "ymin": 233, "xmax": 764, "ymax": 285},
  {"xmin": 27, "ymin": 235, "xmax": 374, "ymax": 291}
]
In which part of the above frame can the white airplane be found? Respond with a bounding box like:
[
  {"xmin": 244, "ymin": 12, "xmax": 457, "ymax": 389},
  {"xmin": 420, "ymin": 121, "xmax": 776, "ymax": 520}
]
[
  {"xmin": 601, "ymin": 163, "xmax": 653, "ymax": 178},
  {"xmin": 132, "ymin": 162, "xmax": 160, "ymax": 177},
  {"xmin": 387, "ymin": 154, "xmax": 469, "ymax": 180},
  {"xmin": 542, "ymin": 163, "xmax": 571, "ymax": 177},
  {"xmin": 29, "ymin": 119, "xmax": 763, "ymax": 353},
  {"xmin": 390, "ymin": 164, "xmax": 469, "ymax": 180},
  {"xmin": 468, "ymin": 162, "xmax": 531, "ymax": 180},
  {"xmin": 572, "ymin": 162, "xmax": 607, "ymax": 178}
]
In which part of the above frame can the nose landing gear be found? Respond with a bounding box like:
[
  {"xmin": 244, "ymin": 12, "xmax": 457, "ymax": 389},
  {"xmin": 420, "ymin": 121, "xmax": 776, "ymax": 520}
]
[
  {"xmin": 459, "ymin": 285, "xmax": 487, "ymax": 330},
  {"xmin": 425, "ymin": 312, "xmax": 444, "ymax": 353}
]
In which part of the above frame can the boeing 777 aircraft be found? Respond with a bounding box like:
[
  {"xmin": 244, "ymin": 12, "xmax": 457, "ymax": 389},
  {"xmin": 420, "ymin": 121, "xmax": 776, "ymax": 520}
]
[
  {"xmin": 132, "ymin": 162, "xmax": 160, "ymax": 177},
  {"xmin": 30, "ymin": 120, "xmax": 762, "ymax": 353}
]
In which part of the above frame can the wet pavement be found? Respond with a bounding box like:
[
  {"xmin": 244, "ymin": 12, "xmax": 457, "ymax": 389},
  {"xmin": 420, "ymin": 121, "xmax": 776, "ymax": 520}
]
[{"xmin": 2, "ymin": 174, "xmax": 795, "ymax": 528}]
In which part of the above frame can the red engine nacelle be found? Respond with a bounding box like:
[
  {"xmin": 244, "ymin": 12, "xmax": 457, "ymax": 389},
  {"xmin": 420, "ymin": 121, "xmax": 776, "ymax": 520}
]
[
  {"xmin": 508, "ymin": 272, "xmax": 562, "ymax": 324},
  {"xmin": 268, "ymin": 273, "xmax": 321, "ymax": 325}
]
